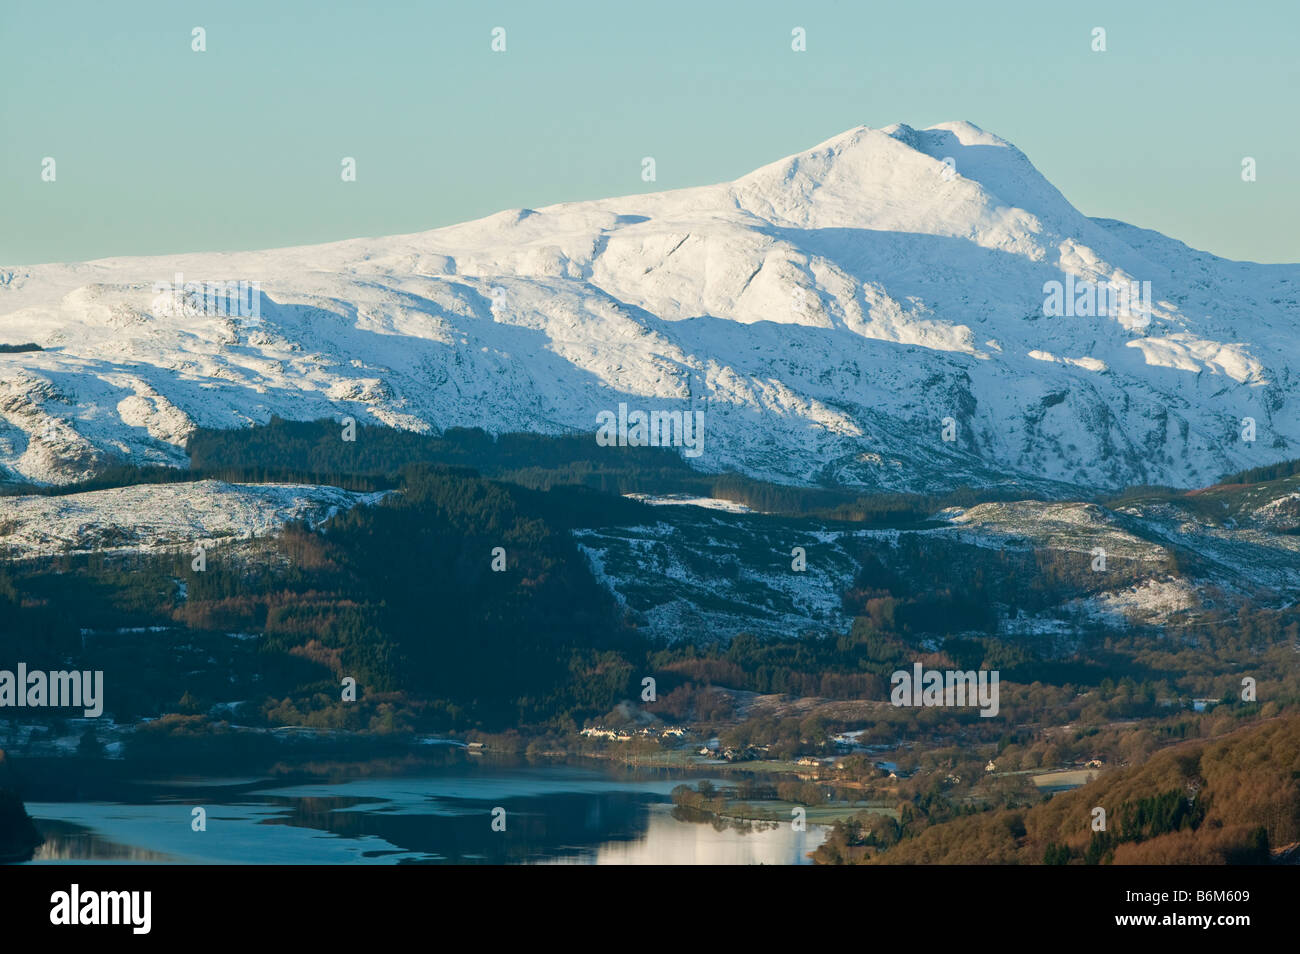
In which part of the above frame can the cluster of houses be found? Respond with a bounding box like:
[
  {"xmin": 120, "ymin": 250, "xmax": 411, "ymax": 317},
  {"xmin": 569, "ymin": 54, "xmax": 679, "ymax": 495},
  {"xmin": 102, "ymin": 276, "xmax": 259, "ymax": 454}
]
[
  {"xmin": 699, "ymin": 744, "xmax": 765, "ymax": 762},
  {"xmin": 579, "ymin": 725, "xmax": 689, "ymax": 743}
]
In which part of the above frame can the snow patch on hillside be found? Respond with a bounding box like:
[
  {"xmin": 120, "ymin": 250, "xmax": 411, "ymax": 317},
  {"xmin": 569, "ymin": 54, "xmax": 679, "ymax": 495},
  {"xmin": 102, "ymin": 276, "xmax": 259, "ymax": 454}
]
[{"xmin": 0, "ymin": 481, "xmax": 389, "ymax": 558}]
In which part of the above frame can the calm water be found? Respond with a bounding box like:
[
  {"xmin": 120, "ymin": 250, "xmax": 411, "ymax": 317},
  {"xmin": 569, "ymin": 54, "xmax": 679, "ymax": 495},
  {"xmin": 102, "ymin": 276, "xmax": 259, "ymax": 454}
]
[{"xmin": 23, "ymin": 762, "xmax": 826, "ymax": 865}]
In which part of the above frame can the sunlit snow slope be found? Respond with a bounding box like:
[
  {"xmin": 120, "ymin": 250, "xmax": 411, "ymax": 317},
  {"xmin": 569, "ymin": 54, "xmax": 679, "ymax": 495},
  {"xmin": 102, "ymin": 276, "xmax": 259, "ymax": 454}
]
[{"xmin": 2, "ymin": 122, "xmax": 1296, "ymax": 490}]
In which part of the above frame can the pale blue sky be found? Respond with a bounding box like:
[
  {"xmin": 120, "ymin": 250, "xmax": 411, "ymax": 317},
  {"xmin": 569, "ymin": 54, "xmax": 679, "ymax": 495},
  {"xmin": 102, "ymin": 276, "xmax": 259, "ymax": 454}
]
[{"xmin": 3, "ymin": 0, "xmax": 1296, "ymax": 265}]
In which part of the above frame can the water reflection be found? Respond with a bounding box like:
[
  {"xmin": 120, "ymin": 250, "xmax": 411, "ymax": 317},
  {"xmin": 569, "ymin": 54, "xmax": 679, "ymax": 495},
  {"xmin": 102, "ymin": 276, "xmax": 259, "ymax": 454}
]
[
  {"xmin": 22, "ymin": 763, "xmax": 826, "ymax": 865},
  {"xmin": 31, "ymin": 820, "xmax": 176, "ymax": 862},
  {"xmin": 544, "ymin": 805, "xmax": 823, "ymax": 865}
]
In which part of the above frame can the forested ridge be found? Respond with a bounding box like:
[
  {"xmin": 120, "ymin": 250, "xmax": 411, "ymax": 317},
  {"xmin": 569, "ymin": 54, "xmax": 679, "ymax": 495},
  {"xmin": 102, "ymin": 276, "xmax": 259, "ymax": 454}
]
[{"xmin": 815, "ymin": 715, "xmax": 1300, "ymax": 865}]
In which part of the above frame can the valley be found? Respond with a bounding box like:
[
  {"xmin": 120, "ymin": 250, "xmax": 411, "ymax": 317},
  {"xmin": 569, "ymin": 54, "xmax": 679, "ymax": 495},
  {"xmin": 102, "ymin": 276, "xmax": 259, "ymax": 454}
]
[
  {"xmin": 3, "ymin": 120, "xmax": 1298, "ymax": 868},
  {"xmin": 1, "ymin": 418, "xmax": 1297, "ymax": 864}
]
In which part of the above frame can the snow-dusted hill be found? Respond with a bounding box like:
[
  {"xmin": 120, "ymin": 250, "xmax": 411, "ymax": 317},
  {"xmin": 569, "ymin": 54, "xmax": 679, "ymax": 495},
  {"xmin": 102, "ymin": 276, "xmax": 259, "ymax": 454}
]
[
  {"xmin": 571, "ymin": 476, "xmax": 1300, "ymax": 642},
  {"xmin": 2, "ymin": 121, "xmax": 1297, "ymax": 490},
  {"xmin": 0, "ymin": 481, "xmax": 388, "ymax": 558}
]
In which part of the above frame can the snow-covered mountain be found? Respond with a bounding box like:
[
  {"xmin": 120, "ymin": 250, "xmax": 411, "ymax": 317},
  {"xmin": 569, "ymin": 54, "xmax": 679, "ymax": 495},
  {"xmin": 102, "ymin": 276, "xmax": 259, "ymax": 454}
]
[{"xmin": 2, "ymin": 121, "xmax": 1297, "ymax": 490}]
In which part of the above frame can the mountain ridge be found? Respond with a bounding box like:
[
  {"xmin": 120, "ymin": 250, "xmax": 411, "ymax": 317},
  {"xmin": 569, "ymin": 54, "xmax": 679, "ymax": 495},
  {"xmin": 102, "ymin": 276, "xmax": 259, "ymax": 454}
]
[{"xmin": 2, "ymin": 121, "xmax": 1296, "ymax": 490}]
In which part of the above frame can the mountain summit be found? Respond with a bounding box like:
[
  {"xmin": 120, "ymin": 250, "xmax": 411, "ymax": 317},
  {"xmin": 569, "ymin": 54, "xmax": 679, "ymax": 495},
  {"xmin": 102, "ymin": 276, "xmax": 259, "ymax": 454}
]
[{"xmin": 1, "ymin": 122, "xmax": 1296, "ymax": 491}]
